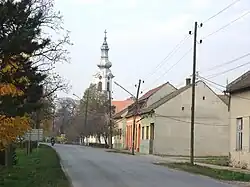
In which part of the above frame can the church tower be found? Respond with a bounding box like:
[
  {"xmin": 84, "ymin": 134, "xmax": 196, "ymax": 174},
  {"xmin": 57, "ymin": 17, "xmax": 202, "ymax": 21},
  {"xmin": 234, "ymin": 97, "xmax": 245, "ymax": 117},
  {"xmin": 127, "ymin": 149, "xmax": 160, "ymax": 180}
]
[{"xmin": 94, "ymin": 30, "xmax": 114, "ymax": 93}]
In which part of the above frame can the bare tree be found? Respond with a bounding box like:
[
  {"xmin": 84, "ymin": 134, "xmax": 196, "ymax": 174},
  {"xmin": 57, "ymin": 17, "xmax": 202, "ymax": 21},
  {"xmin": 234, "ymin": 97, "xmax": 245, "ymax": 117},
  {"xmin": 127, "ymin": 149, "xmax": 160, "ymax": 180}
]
[
  {"xmin": 54, "ymin": 97, "xmax": 76, "ymax": 135},
  {"xmin": 73, "ymin": 85, "xmax": 117, "ymax": 146}
]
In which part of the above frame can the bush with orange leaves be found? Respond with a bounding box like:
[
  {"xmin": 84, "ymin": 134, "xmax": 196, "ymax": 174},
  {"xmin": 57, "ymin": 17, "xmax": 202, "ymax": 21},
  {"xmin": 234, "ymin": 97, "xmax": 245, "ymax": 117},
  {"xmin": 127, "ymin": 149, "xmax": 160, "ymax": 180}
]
[
  {"xmin": 0, "ymin": 63, "xmax": 31, "ymax": 150},
  {"xmin": 0, "ymin": 115, "xmax": 31, "ymax": 150}
]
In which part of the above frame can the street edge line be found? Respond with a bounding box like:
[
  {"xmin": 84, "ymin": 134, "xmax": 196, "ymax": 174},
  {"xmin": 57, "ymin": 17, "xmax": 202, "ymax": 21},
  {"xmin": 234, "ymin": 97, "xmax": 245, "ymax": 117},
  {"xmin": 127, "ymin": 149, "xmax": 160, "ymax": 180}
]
[{"xmin": 52, "ymin": 145, "xmax": 74, "ymax": 187}]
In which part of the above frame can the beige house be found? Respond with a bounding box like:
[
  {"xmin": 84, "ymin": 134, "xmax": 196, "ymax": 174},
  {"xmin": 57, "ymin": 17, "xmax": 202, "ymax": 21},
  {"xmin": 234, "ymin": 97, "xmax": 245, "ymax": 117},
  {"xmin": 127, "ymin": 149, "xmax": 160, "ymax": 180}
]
[
  {"xmin": 226, "ymin": 70, "xmax": 250, "ymax": 169},
  {"xmin": 113, "ymin": 108, "xmax": 129, "ymax": 149},
  {"xmin": 125, "ymin": 82, "xmax": 177, "ymax": 151},
  {"xmin": 140, "ymin": 79, "xmax": 229, "ymax": 156}
]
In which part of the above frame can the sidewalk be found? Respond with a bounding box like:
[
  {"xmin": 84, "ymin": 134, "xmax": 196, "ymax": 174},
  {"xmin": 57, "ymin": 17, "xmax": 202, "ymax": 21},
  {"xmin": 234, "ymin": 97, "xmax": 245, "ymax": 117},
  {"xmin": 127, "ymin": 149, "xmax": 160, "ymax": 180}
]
[{"xmin": 139, "ymin": 154, "xmax": 250, "ymax": 174}]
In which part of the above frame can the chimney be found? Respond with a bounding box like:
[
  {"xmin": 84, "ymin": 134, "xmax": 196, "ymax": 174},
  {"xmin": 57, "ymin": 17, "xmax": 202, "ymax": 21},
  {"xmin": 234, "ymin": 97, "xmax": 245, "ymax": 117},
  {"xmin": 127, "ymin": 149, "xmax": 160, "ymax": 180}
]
[{"xmin": 186, "ymin": 78, "xmax": 191, "ymax": 86}]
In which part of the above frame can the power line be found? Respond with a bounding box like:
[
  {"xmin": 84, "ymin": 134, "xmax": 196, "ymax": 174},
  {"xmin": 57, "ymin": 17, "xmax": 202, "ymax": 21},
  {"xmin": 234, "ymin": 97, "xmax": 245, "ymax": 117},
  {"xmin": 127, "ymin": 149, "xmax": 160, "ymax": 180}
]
[
  {"xmin": 155, "ymin": 114, "xmax": 227, "ymax": 126},
  {"xmin": 144, "ymin": 35, "xmax": 191, "ymax": 81},
  {"xmin": 198, "ymin": 76, "xmax": 250, "ymax": 101},
  {"xmin": 199, "ymin": 75, "xmax": 226, "ymax": 89},
  {"xmin": 143, "ymin": 48, "xmax": 192, "ymax": 93},
  {"xmin": 205, "ymin": 61, "xmax": 250, "ymax": 79},
  {"xmin": 203, "ymin": 0, "xmax": 241, "ymax": 24},
  {"xmin": 202, "ymin": 10, "xmax": 250, "ymax": 40},
  {"xmin": 199, "ymin": 52, "xmax": 250, "ymax": 73}
]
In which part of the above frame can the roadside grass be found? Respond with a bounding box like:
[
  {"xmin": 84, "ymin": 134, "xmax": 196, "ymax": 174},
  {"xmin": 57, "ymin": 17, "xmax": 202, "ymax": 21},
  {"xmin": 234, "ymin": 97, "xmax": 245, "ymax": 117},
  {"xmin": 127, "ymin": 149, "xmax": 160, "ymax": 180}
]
[
  {"xmin": 195, "ymin": 156, "xmax": 230, "ymax": 166},
  {"xmin": 154, "ymin": 162, "xmax": 250, "ymax": 182},
  {"xmin": 0, "ymin": 144, "xmax": 70, "ymax": 187}
]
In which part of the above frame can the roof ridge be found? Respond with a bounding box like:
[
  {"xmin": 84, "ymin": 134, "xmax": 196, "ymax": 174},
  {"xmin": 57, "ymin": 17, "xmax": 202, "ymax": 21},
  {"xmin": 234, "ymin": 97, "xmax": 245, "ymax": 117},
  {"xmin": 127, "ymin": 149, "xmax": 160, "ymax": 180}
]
[
  {"xmin": 227, "ymin": 70, "xmax": 250, "ymax": 92},
  {"xmin": 141, "ymin": 84, "xmax": 191, "ymax": 114},
  {"xmin": 139, "ymin": 82, "xmax": 169, "ymax": 100},
  {"xmin": 227, "ymin": 70, "xmax": 250, "ymax": 88}
]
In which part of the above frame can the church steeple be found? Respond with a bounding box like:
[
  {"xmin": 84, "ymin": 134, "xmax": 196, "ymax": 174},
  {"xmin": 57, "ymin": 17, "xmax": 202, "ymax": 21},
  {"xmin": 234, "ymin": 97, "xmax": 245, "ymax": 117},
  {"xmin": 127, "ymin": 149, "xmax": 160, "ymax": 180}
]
[
  {"xmin": 94, "ymin": 30, "xmax": 114, "ymax": 93},
  {"xmin": 98, "ymin": 30, "xmax": 112, "ymax": 68}
]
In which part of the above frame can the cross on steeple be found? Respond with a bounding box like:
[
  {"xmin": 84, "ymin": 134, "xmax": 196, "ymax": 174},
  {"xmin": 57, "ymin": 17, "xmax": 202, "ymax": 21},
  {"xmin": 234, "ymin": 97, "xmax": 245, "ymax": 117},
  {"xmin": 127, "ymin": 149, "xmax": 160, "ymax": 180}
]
[{"xmin": 104, "ymin": 29, "xmax": 107, "ymax": 41}]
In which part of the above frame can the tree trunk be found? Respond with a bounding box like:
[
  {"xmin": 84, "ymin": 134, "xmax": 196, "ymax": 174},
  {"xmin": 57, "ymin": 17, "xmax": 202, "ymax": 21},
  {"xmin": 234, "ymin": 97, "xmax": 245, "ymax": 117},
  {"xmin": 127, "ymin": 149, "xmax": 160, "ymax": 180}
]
[
  {"xmin": 5, "ymin": 144, "xmax": 13, "ymax": 167},
  {"xmin": 104, "ymin": 135, "xmax": 108, "ymax": 146},
  {"xmin": 97, "ymin": 134, "xmax": 101, "ymax": 144}
]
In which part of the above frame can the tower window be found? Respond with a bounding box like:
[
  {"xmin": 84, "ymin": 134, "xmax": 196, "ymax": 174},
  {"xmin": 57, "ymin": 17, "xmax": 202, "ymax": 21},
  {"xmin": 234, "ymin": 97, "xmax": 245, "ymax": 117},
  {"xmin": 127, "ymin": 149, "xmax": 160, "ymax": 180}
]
[
  {"xmin": 107, "ymin": 82, "xmax": 110, "ymax": 91},
  {"xmin": 182, "ymin": 107, "xmax": 184, "ymax": 111},
  {"xmin": 203, "ymin": 96, "xmax": 205, "ymax": 100},
  {"xmin": 98, "ymin": 81, "xmax": 102, "ymax": 91}
]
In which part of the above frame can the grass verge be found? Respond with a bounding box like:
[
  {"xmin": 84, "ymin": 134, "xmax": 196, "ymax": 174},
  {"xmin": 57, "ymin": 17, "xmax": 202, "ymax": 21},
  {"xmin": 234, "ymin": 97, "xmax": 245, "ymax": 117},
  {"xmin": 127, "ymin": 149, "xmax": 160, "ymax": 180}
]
[
  {"xmin": 0, "ymin": 144, "xmax": 70, "ymax": 187},
  {"xmin": 154, "ymin": 162, "xmax": 250, "ymax": 182},
  {"xmin": 195, "ymin": 156, "xmax": 229, "ymax": 166}
]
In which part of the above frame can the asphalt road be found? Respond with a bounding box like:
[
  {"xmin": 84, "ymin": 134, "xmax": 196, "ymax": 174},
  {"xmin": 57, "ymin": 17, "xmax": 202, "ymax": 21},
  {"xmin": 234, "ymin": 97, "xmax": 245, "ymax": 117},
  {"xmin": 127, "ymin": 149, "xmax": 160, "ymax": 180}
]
[{"xmin": 53, "ymin": 144, "xmax": 236, "ymax": 187}]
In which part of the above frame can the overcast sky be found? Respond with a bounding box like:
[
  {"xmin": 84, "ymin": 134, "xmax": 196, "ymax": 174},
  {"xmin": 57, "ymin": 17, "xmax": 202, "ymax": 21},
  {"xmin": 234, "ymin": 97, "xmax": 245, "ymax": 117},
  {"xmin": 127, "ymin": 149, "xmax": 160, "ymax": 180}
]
[{"xmin": 54, "ymin": 0, "xmax": 250, "ymax": 100}]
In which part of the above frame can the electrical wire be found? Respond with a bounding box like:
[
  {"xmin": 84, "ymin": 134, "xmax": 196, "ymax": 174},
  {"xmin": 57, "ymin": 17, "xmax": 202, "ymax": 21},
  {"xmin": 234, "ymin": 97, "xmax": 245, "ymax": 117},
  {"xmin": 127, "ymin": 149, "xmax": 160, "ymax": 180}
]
[
  {"xmin": 142, "ymin": 48, "xmax": 192, "ymax": 93},
  {"xmin": 198, "ymin": 75, "xmax": 250, "ymax": 101},
  {"xmin": 143, "ymin": 35, "xmax": 191, "ymax": 81},
  {"xmin": 198, "ymin": 75, "xmax": 226, "ymax": 89},
  {"xmin": 199, "ymin": 52, "xmax": 250, "ymax": 73},
  {"xmin": 202, "ymin": 10, "xmax": 250, "ymax": 40},
  {"xmin": 205, "ymin": 61, "xmax": 250, "ymax": 79},
  {"xmin": 155, "ymin": 114, "xmax": 227, "ymax": 126},
  {"xmin": 203, "ymin": 0, "xmax": 241, "ymax": 24}
]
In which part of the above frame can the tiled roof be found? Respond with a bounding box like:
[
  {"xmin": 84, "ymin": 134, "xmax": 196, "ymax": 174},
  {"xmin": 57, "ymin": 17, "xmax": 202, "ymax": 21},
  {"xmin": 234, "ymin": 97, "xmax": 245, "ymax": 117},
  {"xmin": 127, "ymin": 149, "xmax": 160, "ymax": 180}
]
[
  {"xmin": 113, "ymin": 107, "xmax": 128, "ymax": 119},
  {"xmin": 226, "ymin": 70, "xmax": 250, "ymax": 93},
  {"xmin": 141, "ymin": 84, "xmax": 192, "ymax": 114},
  {"xmin": 112, "ymin": 98, "xmax": 134, "ymax": 114},
  {"xmin": 141, "ymin": 81, "xmax": 230, "ymax": 114},
  {"xmin": 217, "ymin": 95, "xmax": 229, "ymax": 106},
  {"xmin": 125, "ymin": 82, "xmax": 170, "ymax": 118},
  {"xmin": 139, "ymin": 83, "xmax": 168, "ymax": 101}
]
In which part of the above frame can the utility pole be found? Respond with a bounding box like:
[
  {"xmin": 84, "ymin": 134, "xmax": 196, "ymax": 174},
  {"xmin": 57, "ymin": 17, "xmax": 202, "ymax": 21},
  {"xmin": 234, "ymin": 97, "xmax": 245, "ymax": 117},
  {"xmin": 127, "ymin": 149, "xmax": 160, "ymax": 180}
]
[
  {"xmin": 83, "ymin": 89, "xmax": 90, "ymax": 145},
  {"xmin": 132, "ymin": 79, "xmax": 142, "ymax": 155},
  {"xmin": 108, "ymin": 89, "xmax": 113, "ymax": 149},
  {"xmin": 189, "ymin": 21, "xmax": 199, "ymax": 165}
]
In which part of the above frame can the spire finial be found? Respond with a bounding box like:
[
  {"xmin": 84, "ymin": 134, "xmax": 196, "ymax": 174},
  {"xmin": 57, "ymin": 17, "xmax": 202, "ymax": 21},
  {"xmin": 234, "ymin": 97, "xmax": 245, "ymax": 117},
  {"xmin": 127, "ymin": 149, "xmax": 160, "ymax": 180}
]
[{"xmin": 104, "ymin": 29, "xmax": 107, "ymax": 41}]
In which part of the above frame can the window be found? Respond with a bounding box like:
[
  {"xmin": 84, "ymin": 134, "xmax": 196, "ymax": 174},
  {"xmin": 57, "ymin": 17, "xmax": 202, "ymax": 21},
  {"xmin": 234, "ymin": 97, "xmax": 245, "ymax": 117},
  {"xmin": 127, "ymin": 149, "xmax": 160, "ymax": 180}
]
[
  {"xmin": 119, "ymin": 129, "xmax": 122, "ymax": 139},
  {"xmin": 146, "ymin": 126, "xmax": 149, "ymax": 140},
  {"xmin": 182, "ymin": 107, "xmax": 184, "ymax": 111},
  {"xmin": 142, "ymin": 127, "xmax": 144, "ymax": 140},
  {"xmin": 98, "ymin": 81, "xmax": 102, "ymax": 91},
  {"xmin": 107, "ymin": 82, "xmax": 110, "ymax": 91},
  {"xmin": 203, "ymin": 96, "xmax": 205, "ymax": 100},
  {"xmin": 236, "ymin": 118, "xmax": 243, "ymax": 151}
]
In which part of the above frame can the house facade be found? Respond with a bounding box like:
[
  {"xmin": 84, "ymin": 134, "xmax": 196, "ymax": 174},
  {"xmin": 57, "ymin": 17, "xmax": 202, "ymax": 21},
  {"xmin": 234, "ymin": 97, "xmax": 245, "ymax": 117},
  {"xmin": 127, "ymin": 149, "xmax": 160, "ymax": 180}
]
[
  {"xmin": 140, "ymin": 79, "xmax": 229, "ymax": 156},
  {"xmin": 113, "ymin": 108, "xmax": 129, "ymax": 149},
  {"xmin": 226, "ymin": 71, "xmax": 250, "ymax": 169},
  {"xmin": 125, "ymin": 82, "xmax": 177, "ymax": 152}
]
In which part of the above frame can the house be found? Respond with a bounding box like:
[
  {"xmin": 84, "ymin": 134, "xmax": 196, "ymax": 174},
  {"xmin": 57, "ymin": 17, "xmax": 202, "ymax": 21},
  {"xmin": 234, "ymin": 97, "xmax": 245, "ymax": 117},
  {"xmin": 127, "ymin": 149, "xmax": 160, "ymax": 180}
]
[
  {"xmin": 113, "ymin": 108, "xmax": 129, "ymax": 149},
  {"xmin": 84, "ymin": 98, "xmax": 133, "ymax": 146},
  {"xmin": 125, "ymin": 82, "xmax": 177, "ymax": 151},
  {"xmin": 112, "ymin": 98, "xmax": 134, "ymax": 149},
  {"xmin": 139, "ymin": 78, "xmax": 229, "ymax": 156},
  {"xmin": 226, "ymin": 70, "xmax": 250, "ymax": 169},
  {"xmin": 112, "ymin": 98, "xmax": 134, "ymax": 113}
]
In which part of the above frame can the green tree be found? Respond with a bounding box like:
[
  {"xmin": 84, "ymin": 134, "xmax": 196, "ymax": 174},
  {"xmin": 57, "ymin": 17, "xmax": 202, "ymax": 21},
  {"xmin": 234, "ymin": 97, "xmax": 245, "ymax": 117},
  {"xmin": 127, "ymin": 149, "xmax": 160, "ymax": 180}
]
[{"xmin": 0, "ymin": 0, "xmax": 71, "ymax": 164}]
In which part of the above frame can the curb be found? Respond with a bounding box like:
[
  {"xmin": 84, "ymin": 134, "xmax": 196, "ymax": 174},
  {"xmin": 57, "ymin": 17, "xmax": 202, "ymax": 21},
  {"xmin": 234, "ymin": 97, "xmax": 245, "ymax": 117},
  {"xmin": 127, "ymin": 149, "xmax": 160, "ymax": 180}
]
[
  {"xmin": 60, "ymin": 161, "xmax": 74, "ymax": 187},
  {"xmin": 49, "ymin": 144, "xmax": 74, "ymax": 187}
]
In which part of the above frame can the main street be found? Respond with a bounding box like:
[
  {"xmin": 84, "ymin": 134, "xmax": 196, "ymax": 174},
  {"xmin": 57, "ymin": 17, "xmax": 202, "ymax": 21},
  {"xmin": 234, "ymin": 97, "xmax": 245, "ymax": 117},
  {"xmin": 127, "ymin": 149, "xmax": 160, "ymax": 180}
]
[{"xmin": 54, "ymin": 144, "xmax": 235, "ymax": 187}]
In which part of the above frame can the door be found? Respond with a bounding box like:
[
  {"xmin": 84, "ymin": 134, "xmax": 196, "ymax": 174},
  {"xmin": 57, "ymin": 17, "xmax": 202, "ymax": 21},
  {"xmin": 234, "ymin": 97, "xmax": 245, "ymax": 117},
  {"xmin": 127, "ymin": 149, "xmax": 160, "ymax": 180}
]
[
  {"xmin": 149, "ymin": 123, "xmax": 154, "ymax": 154},
  {"xmin": 137, "ymin": 124, "xmax": 141, "ymax": 152}
]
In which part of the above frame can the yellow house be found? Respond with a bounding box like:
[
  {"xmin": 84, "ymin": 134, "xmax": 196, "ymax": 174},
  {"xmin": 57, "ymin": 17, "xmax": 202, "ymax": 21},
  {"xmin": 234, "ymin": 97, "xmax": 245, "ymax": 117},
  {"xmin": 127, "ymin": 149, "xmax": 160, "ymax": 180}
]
[{"xmin": 227, "ymin": 70, "xmax": 250, "ymax": 169}]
